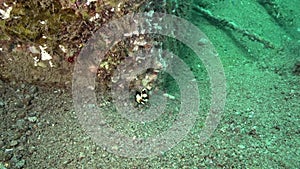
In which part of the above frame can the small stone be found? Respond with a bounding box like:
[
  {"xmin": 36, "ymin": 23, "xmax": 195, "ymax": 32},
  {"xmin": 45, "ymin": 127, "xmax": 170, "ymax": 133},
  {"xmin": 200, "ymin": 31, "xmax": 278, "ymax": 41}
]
[
  {"xmin": 14, "ymin": 101, "xmax": 24, "ymax": 108},
  {"xmin": 25, "ymin": 130, "xmax": 32, "ymax": 136},
  {"xmin": 15, "ymin": 159, "xmax": 25, "ymax": 169},
  {"xmin": 0, "ymin": 140, "xmax": 4, "ymax": 147},
  {"xmin": 16, "ymin": 119, "xmax": 26, "ymax": 130},
  {"xmin": 238, "ymin": 144, "xmax": 245, "ymax": 149},
  {"xmin": 12, "ymin": 133, "xmax": 22, "ymax": 140},
  {"xmin": 27, "ymin": 116, "xmax": 37, "ymax": 123},
  {"xmin": 78, "ymin": 152, "xmax": 85, "ymax": 160},
  {"xmin": 23, "ymin": 95, "xmax": 34, "ymax": 106},
  {"xmin": 10, "ymin": 140, "xmax": 18, "ymax": 147},
  {"xmin": 17, "ymin": 111, "xmax": 26, "ymax": 119},
  {"xmin": 3, "ymin": 150, "xmax": 13, "ymax": 161},
  {"xmin": 163, "ymin": 93, "xmax": 175, "ymax": 100},
  {"xmin": 0, "ymin": 101, "xmax": 4, "ymax": 108},
  {"xmin": 37, "ymin": 62, "xmax": 47, "ymax": 68},
  {"xmin": 28, "ymin": 46, "xmax": 40, "ymax": 54},
  {"xmin": 28, "ymin": 111, "xmax": 37, "ymax": 117},
  {"xmin": 17, "ymin": 145, "xmax": 24, "ymax": 151},
  {"xmin": 63, "ymin": 160, "xmax": 71, "ymax": 165},
  {"xmin": 29, "ymin": 86, "xmax": 38, "ymax": 94}
]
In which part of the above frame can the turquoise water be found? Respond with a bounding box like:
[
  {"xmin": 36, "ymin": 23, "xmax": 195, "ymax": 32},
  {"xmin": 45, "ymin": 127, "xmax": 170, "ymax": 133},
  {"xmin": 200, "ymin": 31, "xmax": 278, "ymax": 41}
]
[{"xmin": 138, "ymin": 0, "xmax": 300, "ymax": 168}]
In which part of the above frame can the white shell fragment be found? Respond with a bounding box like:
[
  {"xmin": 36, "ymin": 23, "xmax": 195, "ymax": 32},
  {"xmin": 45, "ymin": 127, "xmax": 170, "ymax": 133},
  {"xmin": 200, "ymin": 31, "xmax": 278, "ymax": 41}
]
[
  {"xmin": 124, "ymin": 32, "xmax": 132, "ymax": 37},
  {"xmin": 39, "ymin": 45, "xmax": 52, "ymax": 61},
  {"xmin": 33, "ymin": 57, "xmax": 39, "ymax": 66},
  {"xmin": 39, "ymin": 20, "xmax": 47, "ymax": 24},
  {"xmin": 48, "ymin": 60, "xmax": 54, "ymax": 67},
  {"xmin": 3, "ymin": 3, "xmax": 9, "ymax": 7},
  {"xmin": 134, "ymin": 40, "xmax": 147, "ymax": 46},
  {"xmin": 133, "ymin": 45, "xmax": 139, "ymax": 51},
  {"xmin": 86, "ymin": 0, "xmax": 97, "ymax": 6},
  {"xmin": 163, "ymin": 93, "xmax": 176, "ymax": 100},
  {"xmin": 28, "ymin": 46, "xmax": 40, "ymax": 54},
  {"xmin": 117, "ymin": 3, "xmax": 122, "ymax": 12},
  {"xmin": 0, "ymin": 6, "xmax": 12, "ymax": 20},
  {"xmin": 89, "ymin": 13, "xmax": 100, "ymax": 22},
  {"xmin": 132, "ymin": 30, "xmax": 139, "ymax": 36},
  {"xmin": 59, "ymin": 45, "xmax": 67, "ymax": 53}
]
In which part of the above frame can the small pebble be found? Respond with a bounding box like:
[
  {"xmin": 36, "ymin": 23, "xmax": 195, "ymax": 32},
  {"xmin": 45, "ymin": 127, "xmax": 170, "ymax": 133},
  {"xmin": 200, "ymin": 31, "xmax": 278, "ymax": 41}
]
[
  {"xmin": 238, "ymin": 144, "xmax": 245, "ymax": 149},
  {"xmin": 14, "ymin": 101, "xmax": 24, "ymax": 108},
  {"xmin": 0, "ymin": 101, "xmax": 5, "ymax": 108},
  {"xmin": 78, "ymin": 152, "xmax": 85, "ymax": 160},
  {"xmin": 15, "ymin": 159, "xmax": 25, "ymax": 169},
  {"xmin": 0, "ymin": 140, "xmax": 4, "ymax": 147},
  {"xmin": 29, "ymin": 86, "xmax": 38, "ymax": 94},
  {"xmin": 28, "ymin": 116, "xmax": 37, "ymax": 123},
  {"xmin": 163, "ymin": 93, "xmax": 175, "ymax": 100},
  {"xmin": 28, "ymin": 111, "xmax": 37, "ymax": 117},
  {"xmin": 10, "ymin": 140, "xmax": 18, "ymax": 147},
  {"xmin": 16, "ymin": 119, "xmax": 26, "ymax": 130}
]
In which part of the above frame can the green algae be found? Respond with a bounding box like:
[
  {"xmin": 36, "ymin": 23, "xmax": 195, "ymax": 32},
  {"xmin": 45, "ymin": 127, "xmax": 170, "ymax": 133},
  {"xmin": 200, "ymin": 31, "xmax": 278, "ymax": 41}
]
[{"xmin": 1, "ymin": 0, "xmax": 80, "ymax": 45}]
